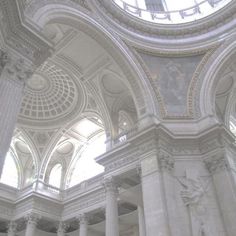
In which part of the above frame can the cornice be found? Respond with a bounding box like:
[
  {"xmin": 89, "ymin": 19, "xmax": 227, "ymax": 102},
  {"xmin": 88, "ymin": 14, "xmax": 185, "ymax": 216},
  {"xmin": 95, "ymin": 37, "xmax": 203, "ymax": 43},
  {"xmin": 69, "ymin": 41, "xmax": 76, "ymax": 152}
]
[
  {"xmin": 0, "ymin": 0, "xmax": 52, "ymax": 67},
  {"xmin": 91, "ymin": 0, "xmax": 236, "ymax": 51}
]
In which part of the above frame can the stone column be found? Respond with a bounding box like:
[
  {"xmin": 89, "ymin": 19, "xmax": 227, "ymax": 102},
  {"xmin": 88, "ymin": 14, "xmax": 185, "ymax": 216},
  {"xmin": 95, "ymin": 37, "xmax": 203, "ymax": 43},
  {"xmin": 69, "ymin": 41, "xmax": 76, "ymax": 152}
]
[
  {"xmin": 138, "ymin": 206, "xmax": 146, "ymax": 236},
  {"xmin": 25, "ymin": 213, "xmax": 40, "ymax": 236},
  {"xmin": 104, "ymin": 177, "xmax": 119, "ymax": 236},
  {"xmin": 204, "ymin": 153, "xmax": 236, "ymax": 235},
  {"xmin": 0, "ymin": 50, "xmax": 32, "ymax": 176},
  {"xmin": 57, "ymin": 222, "xmax": 67, "ymax": 236},
  {"xmin": 7, "ymin": 221, "xmax": 17, "ymax": 236},
  {"xmin": 140, "ymin": 154, "xmax": 170, "ymax": 236},
  {"xmin": 78, "ymin": 214, "xmax": 88, "ymax": 236}
]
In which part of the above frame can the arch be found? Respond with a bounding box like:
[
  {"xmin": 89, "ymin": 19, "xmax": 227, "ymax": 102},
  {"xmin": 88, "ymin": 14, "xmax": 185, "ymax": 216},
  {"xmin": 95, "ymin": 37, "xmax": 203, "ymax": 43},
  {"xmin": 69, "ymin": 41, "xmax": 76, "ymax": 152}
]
[
  {"xmin": 17, "ymin": 129, "xmax": 40, "ymax": 178},
  {"xmin": 39, "ymin": 111, "xmax": 106, "ymax": 181},
  {"xmin": 199, "ymin": 36, "xmax": 236, "ymax": 120},
  {"xmin": 27, "ymin": 2, "xmax": 158, "ymax": 120},
  {"xmin": 65, "ymin": 132, "xmax": 106, "ymax": 188}
]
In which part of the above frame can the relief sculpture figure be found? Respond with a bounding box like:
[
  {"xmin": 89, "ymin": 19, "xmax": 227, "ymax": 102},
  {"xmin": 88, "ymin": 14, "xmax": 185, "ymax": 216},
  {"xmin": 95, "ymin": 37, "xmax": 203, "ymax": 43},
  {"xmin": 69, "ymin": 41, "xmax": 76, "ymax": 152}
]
[{"xmin": 177, "ymin": 176, "xmax": 212, "ymax": 236}]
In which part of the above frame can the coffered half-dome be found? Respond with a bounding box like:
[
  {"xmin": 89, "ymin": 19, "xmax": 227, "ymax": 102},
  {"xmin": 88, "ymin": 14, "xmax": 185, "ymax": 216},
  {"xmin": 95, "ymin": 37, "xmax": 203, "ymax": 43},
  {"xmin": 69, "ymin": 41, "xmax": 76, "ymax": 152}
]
[{"xmin": 18, "ymin": 61, "xmax": 85, "ymax": 127}]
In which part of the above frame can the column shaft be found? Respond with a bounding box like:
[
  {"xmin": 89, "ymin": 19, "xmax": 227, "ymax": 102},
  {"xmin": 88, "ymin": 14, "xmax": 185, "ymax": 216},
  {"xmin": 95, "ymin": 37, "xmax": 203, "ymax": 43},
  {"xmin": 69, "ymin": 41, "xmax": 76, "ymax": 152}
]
[
  {"xmin": 25, "ymin": 221, "xmax": 37, "ymax": 236},
  {"xmin": 25, "ymin": 214, "xmax": 39, "ymax": 236},
  {"xmin": 79, "ymin": 216, "xmax": 88, "ymax": 236},
  {"xmin": 0, "ymin": 78, "xmax": 24, "ymax": 175},
  {"xmin": 104, "ymin": 178, "xmax": 119, "ymax": 236},
  {"xmin": 0, "ymin": 52, "xmax": 30, "ymax": 176}
]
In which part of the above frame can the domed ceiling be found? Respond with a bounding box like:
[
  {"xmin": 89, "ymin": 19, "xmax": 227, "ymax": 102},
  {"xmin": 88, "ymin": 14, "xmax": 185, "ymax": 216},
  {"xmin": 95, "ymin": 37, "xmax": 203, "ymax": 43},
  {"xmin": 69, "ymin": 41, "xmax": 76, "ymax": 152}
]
[
  {"xmin": 113, "ymin": 0, "xmax": 233, "ymax": 24},
  {"xmin": 18, "ymin": 61, "xmax": 85, "ymax": 127}
]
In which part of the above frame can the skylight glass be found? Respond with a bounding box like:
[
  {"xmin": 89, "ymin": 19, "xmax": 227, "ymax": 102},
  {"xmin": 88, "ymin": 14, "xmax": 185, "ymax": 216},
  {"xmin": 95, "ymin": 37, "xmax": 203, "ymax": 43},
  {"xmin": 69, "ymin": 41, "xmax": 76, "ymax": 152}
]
[
  {"xmin": 72, "ymin": 118, "xmax": 102, "ymax": 138},
  {"xmin": 0, "ymin": 152, "xmax": 18, "ymax": 188},
  {"xmin": 68, "ymin": 134, "xmax": 106, "ymax": 187},
  {"xmin": 49, "ymin": 163, "xmax": 62, "ymax": 188},
  {"xmin": 113, "ymin": 0, "xmax": 233, "ymax": 24}
]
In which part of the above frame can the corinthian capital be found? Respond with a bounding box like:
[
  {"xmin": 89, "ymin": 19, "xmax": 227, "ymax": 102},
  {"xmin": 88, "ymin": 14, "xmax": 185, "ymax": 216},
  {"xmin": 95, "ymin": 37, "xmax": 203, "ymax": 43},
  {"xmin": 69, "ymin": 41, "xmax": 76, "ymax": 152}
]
[
  {"xmin": 57, "ymin": 221, "xmax": 68, "ymax": 233},
  {"xmin": 77, "ymin": 213, "xmax": 90, "ymax": 225},
  {"xmin": 204, "ymin": 155, "xmax": 228, "ymax": 174},
  {"xmin": 0, "ymin": 51, "xmax": 33, "ymax": 83},
  {"xmin": 103, "ymin": 177, "xmax": 119, "ymax": 193},
  {"xmin": 159, "ymin": 152, "xmax": 175, "ymax": 172},
  {"xmin": 7, "ymin": 221, "xmax": 17, "ymax": 233},
  {"xmin": 25, "ymin": 213, "xmax": 41, "ymax": 225}
]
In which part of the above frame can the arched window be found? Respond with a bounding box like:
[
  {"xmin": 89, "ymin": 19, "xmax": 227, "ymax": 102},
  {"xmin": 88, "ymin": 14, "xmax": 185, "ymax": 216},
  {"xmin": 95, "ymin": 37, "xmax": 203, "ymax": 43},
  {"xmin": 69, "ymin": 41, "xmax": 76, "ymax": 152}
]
[
  {"xmin": 49, "ymin": 164, "xmax": 62, "ymax": 188},
  {"xmin": 0, "ymin": 152, "xmax": 19, "ymax": 188},
  {"xmin": 69, "ymin": 134, "xmax": 106, "ymax": 187}
]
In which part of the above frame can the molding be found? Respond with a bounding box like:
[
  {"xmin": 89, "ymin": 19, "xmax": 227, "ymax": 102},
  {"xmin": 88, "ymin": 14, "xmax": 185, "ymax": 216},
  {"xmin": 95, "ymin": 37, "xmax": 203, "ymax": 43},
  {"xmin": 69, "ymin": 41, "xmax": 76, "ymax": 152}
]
[{"xmin": 0, "ymin": 0, "xmax": 52, "ymax": 66}]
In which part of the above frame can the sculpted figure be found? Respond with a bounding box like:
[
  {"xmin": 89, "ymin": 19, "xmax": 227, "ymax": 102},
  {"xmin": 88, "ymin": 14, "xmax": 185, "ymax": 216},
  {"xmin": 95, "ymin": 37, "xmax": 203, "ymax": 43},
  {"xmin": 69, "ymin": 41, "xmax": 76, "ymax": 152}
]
[{"xmin": 177, "ymin": 176, "xmax": 212, "ymax": 236}]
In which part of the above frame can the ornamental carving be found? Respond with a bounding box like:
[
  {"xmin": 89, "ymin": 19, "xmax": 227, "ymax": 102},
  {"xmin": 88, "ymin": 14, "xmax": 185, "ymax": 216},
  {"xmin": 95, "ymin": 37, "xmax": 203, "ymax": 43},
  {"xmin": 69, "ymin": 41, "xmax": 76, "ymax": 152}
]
[
  {"xmin": 177, "ymin": 174, "xmax": 212, "ymax": 236},
  {"xmin": 159, "ymin": 153, "xmax": 174, "ymax": 172},
  {"xmin": 204, "ymin": 155, "xmax": 228, "ymax": 174},
  {"xmin": 25, "ymin": 213, "xmax": 41, "ymax": 225},
  {"xmin": 103, "ymin": 177, "xmax": 119, "ymax": 193},
  {"xmin": 77, "ymin": 213, "xmax": 90, "ymax": 225},
  {"xmin": 2, "ymin": 57, "xmax": 33, "ymax": 83},
  {"xmin": 0, "ymin": 50, "xmax": 9, "ymax": 75},
  {"xmin": 57, "ymin": 221, "xmax": 68, "ymax": 233},
  {"xmin": 7, "ymin": 221, "xmax": 17, "ymax": 233}
]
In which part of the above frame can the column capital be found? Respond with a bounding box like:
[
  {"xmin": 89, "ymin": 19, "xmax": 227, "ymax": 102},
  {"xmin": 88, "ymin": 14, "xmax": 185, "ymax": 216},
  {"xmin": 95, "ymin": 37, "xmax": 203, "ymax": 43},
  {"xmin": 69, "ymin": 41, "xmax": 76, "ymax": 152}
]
[
  {"xmin": 7, "ymin": 221, "xmax": 17, "ymax": 233},
  {"xmin": 77, "ymin": 213, "xmax": 90, "ymax": 225},
  {"xmin": 57, "ymin": 221, "xmax": 68, "ymax": 234},
  {"xmin": 103, "ymin": 177, "xmax": 119, "ymax": 193},
  {"xmin": 203, "ymin": 154, "xmax": 228, "ymax": 174},
  {"xmin": 0, "ymin": 50, "xmax": 33, "ymax": 83},
  {"xmin": 25, "ymin": 213, "xmax": 41, "ymax": 225},
  {"xmin": 159, "ymin": 152, "xmax": 174, "ymax": 172}
]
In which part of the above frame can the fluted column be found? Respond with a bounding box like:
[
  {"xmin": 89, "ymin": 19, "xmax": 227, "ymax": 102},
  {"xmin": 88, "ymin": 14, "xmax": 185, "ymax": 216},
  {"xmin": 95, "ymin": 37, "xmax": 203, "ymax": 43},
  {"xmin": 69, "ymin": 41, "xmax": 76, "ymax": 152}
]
[
  {"xmin": 7, "ymin": 221, "xmax": 17, "ymax": 236},
  {"xmin": 78, "ymin": 214, "xmax": 88, "ymax": 236},
  {"xmin": 140, "ymin": 154, "xmax": 170, "ymax": 236},
  {"xmin": 138, "ymin": 206, "xmax": 146, "ymax": 236},
  {"xmin": 104, "ymin": 177, "xmax": 119, "ymax": 236},
  {"xmin": 0, "ymin": 50, "xmax": 32, "ymax": 176},
  {"xmin": 25, "ymin": 213, "xmax": 40, "ymax": 236}
]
